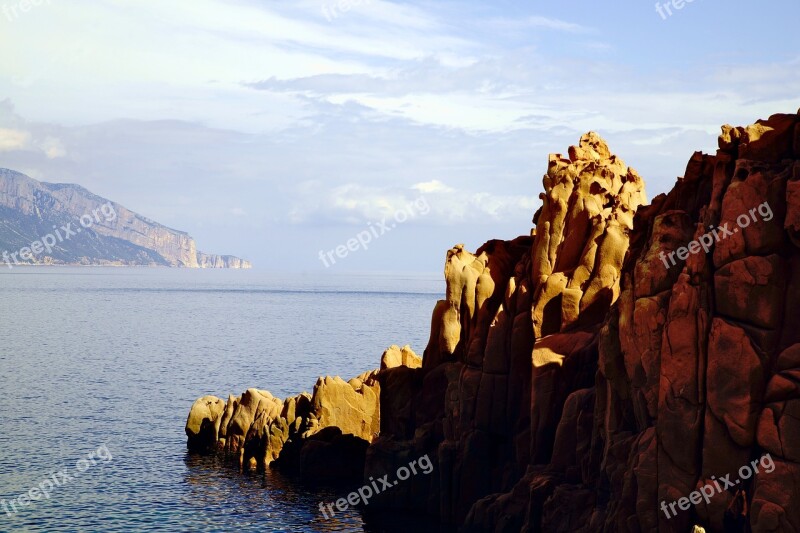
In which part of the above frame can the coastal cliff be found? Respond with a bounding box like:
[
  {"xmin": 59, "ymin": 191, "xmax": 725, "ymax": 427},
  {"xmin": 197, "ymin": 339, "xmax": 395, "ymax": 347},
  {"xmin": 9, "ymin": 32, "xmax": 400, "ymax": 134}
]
[
  {"xmin": 0, "ymin": 169, "xmax": 251, "ymax": 268},
  {"xmin": 186, "ymin": 111, "xmax": 800, "ymax": 532},
  {"xmin": 196, "ymin": 252, "xmax": 252, "ymax": 269}
]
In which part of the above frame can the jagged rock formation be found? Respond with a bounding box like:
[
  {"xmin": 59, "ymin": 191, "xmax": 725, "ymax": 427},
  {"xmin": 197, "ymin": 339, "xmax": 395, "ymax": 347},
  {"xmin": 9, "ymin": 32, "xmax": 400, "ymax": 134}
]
[
  {"xmin": 185, "ymin": 112, "xmax": 800, "ymax": 532},
  {"xmin": 186, "ymin": 369, "xmax": 382, "ymax": 477},
  {"xmin": 196, "ymin": 251, "xmax": 252, "ymax": 269},
  {"xmin": 373, "ymin": 131, "xmax": 646, "ymax": 528},
  {"xmin": 0, "ymin": 168, "xmax": 251, "ymax": 268},
  {"xmin": 381, "ymin": 344, "xmax": 422, "ymax": 370}
]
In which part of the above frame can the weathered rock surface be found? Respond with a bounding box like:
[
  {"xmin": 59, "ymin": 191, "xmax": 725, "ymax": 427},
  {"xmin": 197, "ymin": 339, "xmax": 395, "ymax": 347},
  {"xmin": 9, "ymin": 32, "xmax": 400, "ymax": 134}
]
[
  {"xmin": 186, "ymin": 112, "xmax": 800, "ymax": 532},
  {"xmin": 380, "ymin": 344, "xmax": 422, "ymax": 370},
  {"xmin": 185, "ymin": 369, "xmax": 381, "ymax": 477}
]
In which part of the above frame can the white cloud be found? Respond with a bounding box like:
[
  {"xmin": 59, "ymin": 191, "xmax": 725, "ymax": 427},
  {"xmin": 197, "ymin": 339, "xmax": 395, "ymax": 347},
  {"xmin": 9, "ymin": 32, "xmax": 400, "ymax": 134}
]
[
  {"xmin": 0, "ymin": 0, "xmax": 798, "ymax": 271},
  {"xmin": 0, "ymin": 128, "xmax": 30, "ymax": 151},
  {"xmin": 38, "ymin": 136, "xmax": 66, "ymax": 159},
  {"xmin": 488, "ymin": 15, "xmax": 589, "ymax": 33},
  {"xmin": 288, "ymin": 180, "xmax": 537, "ymax": 226},
  {"xmin": 419, "ymin": 189, "xmax": 537, "ymax": 224},
  {"xmin": 413, "ymin": 180, "xmax": 453, "ymax": 193},
  {"xmin": 0, "ymin": 124, "xmax": 67, "ymax": 159}
]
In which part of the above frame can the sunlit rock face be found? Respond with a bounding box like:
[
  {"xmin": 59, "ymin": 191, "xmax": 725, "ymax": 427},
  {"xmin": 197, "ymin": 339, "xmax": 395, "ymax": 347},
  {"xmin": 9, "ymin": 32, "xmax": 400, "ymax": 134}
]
[
  {"xmin": 401, "ymin": 131, "xmax": 646, "ymax": 527},
  {"xmin": 186, "ymin": 112, "xmax": 800, "ymax": 532}
]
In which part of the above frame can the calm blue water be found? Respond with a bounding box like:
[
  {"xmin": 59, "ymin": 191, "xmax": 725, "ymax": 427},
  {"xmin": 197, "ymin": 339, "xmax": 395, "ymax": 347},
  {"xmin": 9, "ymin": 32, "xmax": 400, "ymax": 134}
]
[{"xmin": 0, "ymin": 268, "xmax": 442, "ymax": 532}]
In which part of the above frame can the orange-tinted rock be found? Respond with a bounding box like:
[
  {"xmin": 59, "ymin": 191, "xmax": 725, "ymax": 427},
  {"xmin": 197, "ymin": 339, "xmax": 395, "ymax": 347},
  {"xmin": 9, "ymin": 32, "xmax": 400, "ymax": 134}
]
[
  {"xmin": 380, "ymin": 344, "xmax": 422, "ymax": 370},
  {"xmin": 751, "ymin": 457, "xmax": 800, "ymax": 533},
  {"xmin": 738, "ymin": 113, "xmax": 797, "ymax": 162},
  {"xmin": 311, "ymin": 373, "xmax": 380, "ymax": 442},
  {"xmin": 185, "ymin": 112, "xmax": 800, "ymax": 533},
  {"xmin": 714, "ymin": 255, "xmax": 786, "ymax": 331},
  {"xmin": 531, "ymin": 132, "xmax": 646, "ymax": 337},
  {"xmin": 185, "ymin": 395, "xmax": 226, "ymax": 453}
]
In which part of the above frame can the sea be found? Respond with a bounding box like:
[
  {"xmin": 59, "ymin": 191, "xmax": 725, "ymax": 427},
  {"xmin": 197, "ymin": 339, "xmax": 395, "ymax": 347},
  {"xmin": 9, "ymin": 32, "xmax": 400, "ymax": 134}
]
[{"xmin": 0, "ymin": 268, "xmax": 445, "ymax": 532}]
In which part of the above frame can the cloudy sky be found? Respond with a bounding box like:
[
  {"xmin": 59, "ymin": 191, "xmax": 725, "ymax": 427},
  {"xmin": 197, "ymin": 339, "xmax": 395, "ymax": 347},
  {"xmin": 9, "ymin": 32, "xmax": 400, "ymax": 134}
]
[{"xmin": 0, "ymin": 0, "xmax": 798, "ymax": 272}]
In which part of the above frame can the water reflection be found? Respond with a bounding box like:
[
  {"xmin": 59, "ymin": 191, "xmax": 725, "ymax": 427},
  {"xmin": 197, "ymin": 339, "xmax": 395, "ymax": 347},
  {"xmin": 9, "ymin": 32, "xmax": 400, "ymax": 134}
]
[
  {"xmin": 182, "ymin": 454, "xmax": 453, "ymax": 532},
  {"xmin": 183, "ymin": 454, "xmax": 365, "ymax": 531}
]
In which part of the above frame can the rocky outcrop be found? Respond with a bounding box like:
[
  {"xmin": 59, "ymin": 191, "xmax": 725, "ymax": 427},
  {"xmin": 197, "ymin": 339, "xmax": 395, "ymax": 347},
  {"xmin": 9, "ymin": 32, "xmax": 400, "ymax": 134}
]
[
  {"xmin": 388, "ymin": 131, "xmax": 646, "ymax": 527},
  {"xmin": 185, "ymin": 111, "xmax": 800, "ymax": 532},
  {"xmin": 185, "ymin": 370, "xmax": 381, "ymax": 477},
  {"xmin": 196, "ymin": 252, "xmax": 252, "ymax": 269},
  {"xmin": 380, "ymin": 344, "xmax": 422, "ymax": 370},
  {"xmin": 0, "ymin": 168, "xmax": 250, "ymax": 268}
]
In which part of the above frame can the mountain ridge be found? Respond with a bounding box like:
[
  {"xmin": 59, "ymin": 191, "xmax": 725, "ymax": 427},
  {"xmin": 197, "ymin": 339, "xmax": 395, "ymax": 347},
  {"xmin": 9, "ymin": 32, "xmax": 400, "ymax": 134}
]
[{"xmin": 0, "ymin": 168, "xmax": 251, "ymax": 268}]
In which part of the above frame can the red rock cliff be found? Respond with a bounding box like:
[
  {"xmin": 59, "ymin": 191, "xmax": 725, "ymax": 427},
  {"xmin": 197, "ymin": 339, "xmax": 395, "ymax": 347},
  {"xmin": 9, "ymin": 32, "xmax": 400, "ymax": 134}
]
[{"xmin": 186, "ymin": 111, "xmax": 800, "ymax": 533}]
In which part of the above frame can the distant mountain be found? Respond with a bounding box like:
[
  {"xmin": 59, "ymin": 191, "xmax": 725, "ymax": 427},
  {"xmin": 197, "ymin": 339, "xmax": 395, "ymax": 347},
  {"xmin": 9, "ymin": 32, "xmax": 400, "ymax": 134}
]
[{"xmin": 0, "ymin": 168, "xmax": 251, "ymax": 268}]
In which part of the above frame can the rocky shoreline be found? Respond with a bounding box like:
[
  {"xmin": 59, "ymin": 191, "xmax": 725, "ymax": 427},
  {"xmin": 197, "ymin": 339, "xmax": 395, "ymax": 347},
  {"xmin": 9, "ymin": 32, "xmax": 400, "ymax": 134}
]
[{"xmin": 186, "ymin": 111, "xmax": 800, "ymax": 532}]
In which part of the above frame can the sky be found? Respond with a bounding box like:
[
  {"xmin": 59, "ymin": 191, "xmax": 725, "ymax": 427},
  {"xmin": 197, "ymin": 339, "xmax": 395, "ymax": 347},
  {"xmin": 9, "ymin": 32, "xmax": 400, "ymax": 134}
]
[{"xmin": 0, "ymin": 0, "xmax": 798, "ymax": 272}]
